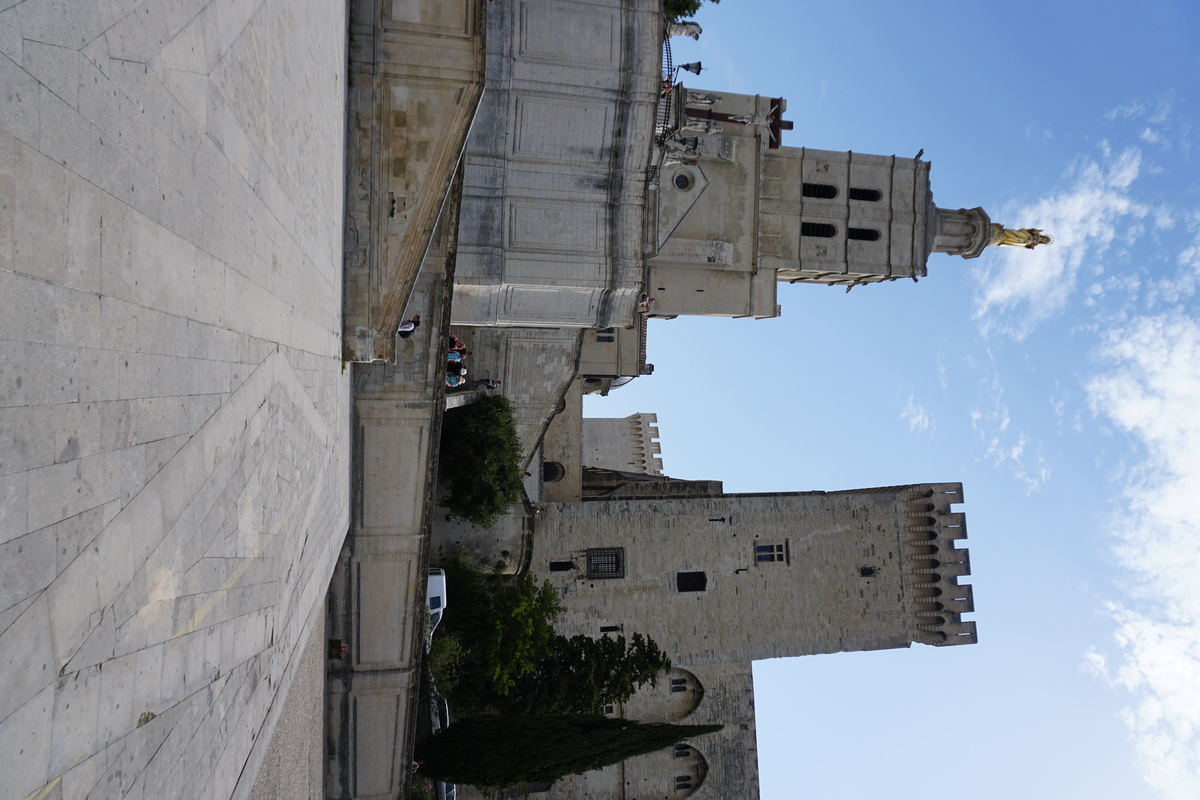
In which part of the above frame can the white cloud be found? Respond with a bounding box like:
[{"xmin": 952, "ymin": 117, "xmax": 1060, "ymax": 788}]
[
  {"xmin": 1106, "ymin": 101, "xmax": 1147, "ymax": 122},
  {"xmin": 900, "ymin": 393, "xmax": 931, "ymax": 432},
  {"xmin": 1140, "ymin": 127, "xmax": 1170, "ymax": 150},
  {"xmin": 969, "ymin": 373, "xmax": 1049, "ymax": 492},
  {"xmin": 1088, "ymin": 313, "xmax": 1200, "ymax": 799},
  {"xmin": 973, "ymin": 146, "xmax": 1150, "ymax": 340}
]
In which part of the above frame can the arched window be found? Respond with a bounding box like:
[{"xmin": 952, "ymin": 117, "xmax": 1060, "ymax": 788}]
[
  {"xmin": 542, "ymin": 461, "xmax": 565, "ymax": 482},
  {"xmin": 801, "ymin": 222, "xmax": 836, "ymax": 238},
  {"xmin": 848, "ymin": 227, "xmax": 881, "ymax": 241},
  {"xmin": 848, "ymin": 187, "xmax": 882, "ymax": 201},
  {"xmin": 802, "ymin": 182, "xmax": 838, "ymax": 199}
]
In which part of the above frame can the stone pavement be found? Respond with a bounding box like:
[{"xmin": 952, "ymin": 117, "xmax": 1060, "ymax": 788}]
[{"xmin": 1, "ymin": 2, "xmax": 350, "ymax": 799}]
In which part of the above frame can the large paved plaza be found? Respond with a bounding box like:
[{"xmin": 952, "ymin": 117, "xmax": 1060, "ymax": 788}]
[{"xmin": 1, "ymin": 1, "xmax": 351, "ymax": 798}]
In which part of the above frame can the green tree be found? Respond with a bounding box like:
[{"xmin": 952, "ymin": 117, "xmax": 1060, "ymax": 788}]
[
  {"xmin": 663, "ymin": 0, "xmax": 718, "ymax": 22},
  {"xmin": 418, "ymin": 715, "xmax": 722, "ymax": 788},
  {"xmin": 506, "ymin": 633, "xmax": 672, "ymax": 715},
  {"xmin": 439, "ymin": 554, "xmax": 562, "ymax": 711},
  {"xmin": 437, "ymin": 395, "xmax": 524, "ymax": 528}
]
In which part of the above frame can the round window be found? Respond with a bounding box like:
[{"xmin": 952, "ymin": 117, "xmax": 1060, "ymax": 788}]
[{"xmin": 673, "ymin": 172, "xmax": 693, "ymax": 191}]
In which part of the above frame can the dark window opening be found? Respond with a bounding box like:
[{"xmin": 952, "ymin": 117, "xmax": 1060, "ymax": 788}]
[
  {"xmin": 543, "ymin": 461, "xmax": 566, "ymax": 482},
  {"xmin": 674, "ymin": 744, "xmax": 691, "ymax": 758},
  {"xmin": 549, "ymin": 561, "xmax": 575, "ymax": 572},
  {"xmin": 801, "ymin": 222, "xmax": 836, "ymax": 238},
  {"xmin": 848, "ymin": 187, "xmax": 882, "ymax": 202},
  {"xmin": 676, "ymin": 571, "xmax": 707, "ymax": 592},
  {"xmin": 859, "ymin": 566, "xmax": 878, "ymax": 577},
  {"xmin": 674, "ymin": 173, "xmax": 694, "ymax": 190},
  {"xmin": 802, "ymin": 182, "xmax": 838, "ymax": 199},
  {"xmin": 848, "ymin": 227, "xmax": 881, "ymax": 241},
  {"xmin": 587, "ymin": 548, "xmax": 626, "ymax": 579},
  {"xmin": 600, "ymin": 625, "xmax": 620, "ymax": 633},
  {"xmin": 596, "ymin": 335, "xmax": 615, "ymax": 343},
  {"xmin": 671, "ymin": 684, "xmax": 688, "ymax": 693}
]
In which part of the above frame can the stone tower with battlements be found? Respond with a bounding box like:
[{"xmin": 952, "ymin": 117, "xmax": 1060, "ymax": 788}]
[
  {"xmin": 581, "ymin": 413, "xmax": 664, "ymax": 476},
  {"xmin": 530, "ymin": 480, "xmax": 975, "ymax": 666}
]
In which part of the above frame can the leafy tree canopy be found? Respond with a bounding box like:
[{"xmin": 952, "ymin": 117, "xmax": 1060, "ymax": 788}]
[
  {"xmin": 505, "ymin": 632, "xmax": 673, "ymax": 715},
  {"xmin": 435, "ymin": 555, "xmax": 672, "ymax": 716},
  {"xmin": 438, "ymin": 395, "xmax": 524, "ymax": 528},
  {"xmin": 663, "ymin": 0, "xmax": 719, "ymax": 22},
  {"xmin": 439, "ymin": 554, "xmax": 563, "ymax": 707}
]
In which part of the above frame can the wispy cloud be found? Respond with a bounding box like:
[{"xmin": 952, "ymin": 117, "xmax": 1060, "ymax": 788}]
[
  {"xmin": 973, "ymin": 145, "xmax": 1150, "ymax": 340},
  {"xmin": 1106, "ymin": 94, "xmax": 1191, "ymax": 159},
  {"xmin": 1087, "ymin": 313, "xmax": 1200, "ymax": 799},
  {"xmin": 969, "ymin": 372, "xmax": 1049, "ymax": 492},
  {"xmin": 900, "ymin": 393, "xmax": 931, "ymax": 432}
]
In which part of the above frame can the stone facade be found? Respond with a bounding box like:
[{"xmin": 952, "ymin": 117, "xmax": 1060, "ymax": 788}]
[
  {"xmin": 408, "ymin": 2, "xmax": 1015, "ymax": 798},
  {"xmin": 342, "ymin": 0, "xmax": 485, "ymax": 362},
  {"xmin": 533, "ymin": 482, "xmax": 975, "ymax": 664},
  {"xmin": 449, "ymin": 0, "xmax": 663, "ymax": 329}
]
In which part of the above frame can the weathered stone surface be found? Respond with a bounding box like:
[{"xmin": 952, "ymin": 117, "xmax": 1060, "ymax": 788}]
[
  {"xmin": 1, "ymin": 3, "xmax": 349, "ymax": 799},
  {"xmin": 341, "ymin": 0, "xmax": 485, "ymax": 362}
]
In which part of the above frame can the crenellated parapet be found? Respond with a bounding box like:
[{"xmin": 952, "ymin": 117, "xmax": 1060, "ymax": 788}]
[
  {"xmin": 582, "ymin": 412, "xmax": 665, "ymax": 475},
  {"xmin": 900, "ymin": 483, "xmax": 977, "ymax": 646}
]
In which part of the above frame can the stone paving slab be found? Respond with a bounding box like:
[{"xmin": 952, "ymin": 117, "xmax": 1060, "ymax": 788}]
[{"xmin": 1, "ymin": 2, "xmax": 349, "ymax": 799}]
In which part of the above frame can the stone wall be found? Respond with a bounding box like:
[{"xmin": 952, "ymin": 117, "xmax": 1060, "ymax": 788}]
[
  {"xmin": 531, "ymin": 484, "xmax": 974, "ymax": 667},
  {"xmin": 450, "ymin": 0, "xmax": 663, "ymax": 328}
]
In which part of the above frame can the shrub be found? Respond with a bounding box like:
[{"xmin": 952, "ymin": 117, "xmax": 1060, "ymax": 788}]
[
  {"xmin": 438, "ymin": 395, "xmax": 525, "ymax": 528},
  {"xmin": 427, "ymin": 635, "xmax": 464, "ymax": 696}
]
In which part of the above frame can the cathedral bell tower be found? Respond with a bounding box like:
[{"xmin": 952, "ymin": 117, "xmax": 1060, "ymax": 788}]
[{"xmin": 648, "ymin": 87, "xmax": 1050, "ymax": 314}]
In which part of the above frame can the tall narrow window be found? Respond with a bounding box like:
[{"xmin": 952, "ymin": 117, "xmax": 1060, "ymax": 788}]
[
  {"xmin": 848, "ymin": 227, "xmax": 881, "ymax": 241},
  {"xmin": 676, "ymin": 571, "xmax": 707, "ymax": 592},
  {"xmin": 848, "ymin": 187, "xmax": 882, "ymax": 202},
  {"xmin": 801, "ymin": 222, "xmax": 836, "ymax": 238},
  {"xmin": 586, "ymin": 548, "xmax": 626, "ymax": 579},
  {"xmin": 756, "ymin": 543, "xmax": 785, "ymax": 562},
  {"xmin": 802, "ymin": 182, "xmax": 838, "ymax": 199}
]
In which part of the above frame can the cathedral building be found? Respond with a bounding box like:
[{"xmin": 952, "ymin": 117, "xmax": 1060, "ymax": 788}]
[{"xmin": 391, "ymin": 1, "xmax": 1051, "ymax": 797}]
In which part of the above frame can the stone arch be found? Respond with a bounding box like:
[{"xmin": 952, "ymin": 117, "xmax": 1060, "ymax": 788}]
[
  {"xmin": 669, "ymin": 746, "xmax": 710, "ymax": 796},
  {"xmin": 632, "ymin": 667, "xmax": 705, "ymax": 721}
]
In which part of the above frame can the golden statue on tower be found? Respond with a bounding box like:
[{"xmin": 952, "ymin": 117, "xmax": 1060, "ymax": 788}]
[{"xmin": 988, "ymin": 224, "xmax": 1053, "ymax": 250}]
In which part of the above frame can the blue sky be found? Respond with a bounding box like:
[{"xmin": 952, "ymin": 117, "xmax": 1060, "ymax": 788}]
[{"xmin": 584, "ymin": 2, "xmax": 1200, "ymax": 797}]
